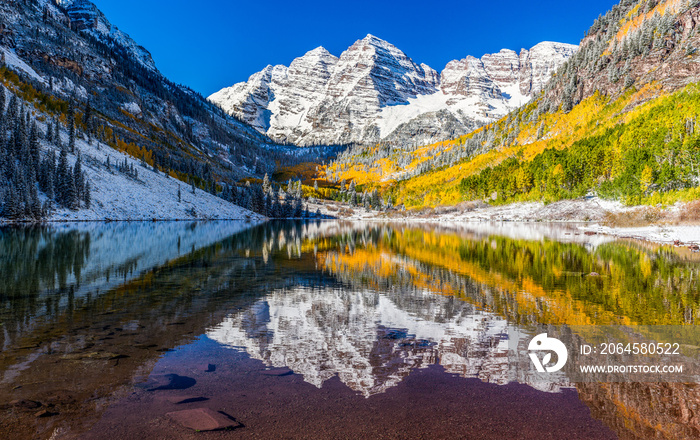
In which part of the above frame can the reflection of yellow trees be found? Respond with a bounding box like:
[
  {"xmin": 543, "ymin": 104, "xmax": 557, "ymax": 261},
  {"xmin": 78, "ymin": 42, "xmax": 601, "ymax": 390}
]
[
  {"xmin": 577, "ymin": 381, "xmax": 700, "ymax": 440},
  {"xmin": 325, "ymin": 248, "xmax": 396, "ymax": 282},
  {"xmin": 316, "ymin": 228, "xmax": 700, "ymax": 326}
]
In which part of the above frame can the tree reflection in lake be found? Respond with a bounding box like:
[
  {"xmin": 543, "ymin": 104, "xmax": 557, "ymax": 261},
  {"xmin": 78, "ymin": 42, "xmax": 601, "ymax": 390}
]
[{"xmin": 0, "ymin": 221, "xmax": 698, "ymax": 439}]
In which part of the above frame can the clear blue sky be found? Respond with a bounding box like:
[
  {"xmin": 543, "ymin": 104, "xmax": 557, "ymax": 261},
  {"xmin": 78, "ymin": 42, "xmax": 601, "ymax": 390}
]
[{"xmin": 92, "ymin": 0, "xmax": 620, "ymax": 96}]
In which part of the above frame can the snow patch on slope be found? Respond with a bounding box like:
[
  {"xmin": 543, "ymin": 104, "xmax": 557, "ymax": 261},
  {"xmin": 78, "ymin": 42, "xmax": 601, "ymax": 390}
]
[
  {"xmin": 0, "ymin": 47, "xmax": 45, "ymax": 84},
  {"xmin": 377, "ymin": 90, "xmax": 511, "ymax": 138},
  {"xmin": 41, "ymin": 130, "xmax": 263, "ymax": 222}
]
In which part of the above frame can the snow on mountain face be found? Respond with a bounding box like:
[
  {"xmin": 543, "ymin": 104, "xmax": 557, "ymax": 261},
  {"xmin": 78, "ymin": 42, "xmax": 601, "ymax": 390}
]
[
  {"xmin": 209, "ymin": 36, "xmax": 577, "ymax": 146},
  {"xmin": 518, "ymin": 41, "xmax": 579, "ymax": 97},
  {"xmin": 267, "ymin": 48, "xmax": 339, "ymax": 140},
  {"xmin": 55, "ymin": 0, "xmax": 156, "ymax": 71}
]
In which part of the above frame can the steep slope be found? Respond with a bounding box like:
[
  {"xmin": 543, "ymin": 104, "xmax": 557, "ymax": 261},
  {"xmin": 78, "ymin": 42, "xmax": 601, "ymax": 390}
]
[
  {"xmin": 0, "ymin": 0, "xmax": 327, "ymax": 221},
  {"xmin": 326, "ymin": 0, "xmax": 700, "ymax": 211},
  {"xmin": 209, "ymin": 36, "xmax": 576, "ymax": 146},
  {"xmin": 55, "ymin": 0, "xmax": 156, "ymax": 71},
  {"xmin": 0, "ymin": 0, "xmax": 293, "ymax": 184},
  {"xmin": 542, "ymin": 0, "xmax": 700, "ymax": 111}
]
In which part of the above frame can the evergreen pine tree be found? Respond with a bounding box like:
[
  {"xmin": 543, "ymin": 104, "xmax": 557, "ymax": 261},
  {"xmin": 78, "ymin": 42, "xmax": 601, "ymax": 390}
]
[
  {"xmin": 370, "ymin": 190, "xmax": 380, "ymax": 209},
  {"xmin": 4, "ymin": 186, "xmax": 19, "ymax": 219},
  {"xmin": 53, "ymin": 119, "xmax": 61, "ymax": 149},
  {"xmin": 264, "ymin": 193, "xmax": 271, "ymax": 217},
  {"xmin": 68, "ymin": 103, "xmax": 76, "ymax": 153},
  {"xmin": 66, "ymin": 166, "xmax": 78, "ymax": 209},
  {"xmin": 6, "ymin": 94, "xmax": 17, "ymax": 123},
  {"xmin": 46, "ymin": 120, "xmax": 53, "ymax": 142},
  {"xmin": 84, "ymin": 181, "xmax": 91, "ymax": 208},
  {"xmin": 84, "ymin": 101, "xmax": 93, "ymax": 139},
  {"xmin": 45, "ymin": 167, "xmax": 54, "ymax": 201},
  {"xmin": 253, "ymin": 184, "xmax": 265, "ymax": 213},
  {"xmin": 30, "ymin": 185, "xmax": 41, "ymax": 219},
  {"xmin": 294, "ymin": 195, "xmax": 303, "ymax": 218},
  {"xmin": 21, "ymin": 186, "xmax": 31, "ymax": 218},
  {"xmin": 29, "ymin": 122, "xmax": 39, "ymax": 170},
  {"xmin": 262, "ymin": 173, "xmax": 271, "ymax": 194},
  {"xmin": 73, "ymin": 155, "xmax": 83, "ymax": 202},
  {"xmin": 42, "ymin": 200, "xmax": 52, "ymax": 218},
  {"xmin": 0, "ymin": 86, "xmax": 5, "ymax": 117},
  {"xmin": 57, "ymin": 147, "xmax": 69, "ymax": 206},
  {"xmin": 271, "ymin": 187, "xmax": 282, "ymax": 218},
  {"xmin": 349, "ymin": 181, "xmax": 357, "ymax": 206},
  {"xmin": 246, "ymin": 189, "xmax": 255, "ymax": 212}
]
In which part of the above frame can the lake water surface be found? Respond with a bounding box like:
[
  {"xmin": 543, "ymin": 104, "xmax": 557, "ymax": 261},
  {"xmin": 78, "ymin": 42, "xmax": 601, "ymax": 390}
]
[{"xmin": 1, "ymin": 221, "xmax": 699, "ymax": 439}]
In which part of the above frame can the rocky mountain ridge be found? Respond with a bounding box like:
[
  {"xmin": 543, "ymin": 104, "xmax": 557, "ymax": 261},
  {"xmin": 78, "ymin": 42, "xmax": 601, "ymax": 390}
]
[
  {"xmin": 0, "ymin": 0, "xmax": 330, "ymax": 222},
  {"xmin": 209, "ymin": 35, "xmax": 577, "ymax": 146},
  {"xmin": 542, "ymin": 0, "xmax": 700, "ymax": 112},
  {"xmin": 55, "ymin": 0, "xmax": 157, "ymax": 71},
  {"xmin": 0, "ymin": 0, "xmax": 295, "ymax": 183}
]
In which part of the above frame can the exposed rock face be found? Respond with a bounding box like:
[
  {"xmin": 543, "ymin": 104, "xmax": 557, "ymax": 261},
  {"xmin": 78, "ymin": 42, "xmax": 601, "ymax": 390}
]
[
  {"xmin": 55, "ymin": 0, "xmax": 156, "ymax": 71},
  {"xmin": 211, "ymin": 64, "xmax": 288, "ymax": 132},
  {"xmin": 0, "ymin": 0, "xmax": 279, "ymax": 187},
  {"xmin": 519, "ymin": 42, "xmax": 578, "ymax": 96},
  {"xmin": 268, "ymin": 47, "xmax": 338, "ymax": 141},
  {"xmin": 442, "ymin": 56, "xmax": 502, "ymax": 101},
  {"xmin": 210, "ymin": 36, "xmax": 577, "ymax": 146}
]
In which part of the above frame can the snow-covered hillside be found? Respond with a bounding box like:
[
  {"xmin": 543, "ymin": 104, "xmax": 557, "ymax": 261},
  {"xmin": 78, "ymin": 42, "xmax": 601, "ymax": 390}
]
[
  {"xmin": 47, "ymin": 132, "xmax": 264, "ymax": 221},
  {"xmin": 0, "ymin": 0, "xmax": 286, "ymax": 194},
  {"xmin": 209, "ymin": 36, "xmax": 577, "ymax": 146}
]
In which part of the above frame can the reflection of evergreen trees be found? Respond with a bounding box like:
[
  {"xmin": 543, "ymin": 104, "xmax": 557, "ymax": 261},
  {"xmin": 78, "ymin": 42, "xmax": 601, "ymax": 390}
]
[
  {"xmin": 0, "ymin": 226, "xmax": 91, "ymax": 322},
  {"xmin": 6, "ymin": 222, "xmax": 695, "ymax": 338},
  {"xmin": 0, "ymin": 221, "xmax": 327, "ymax": 338}
]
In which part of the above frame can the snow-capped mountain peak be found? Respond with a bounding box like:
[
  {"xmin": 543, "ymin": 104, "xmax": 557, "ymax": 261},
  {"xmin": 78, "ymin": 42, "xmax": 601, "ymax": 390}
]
[{"xmin": 209, "ymin": 37, "xmax": 577, "ymax": 146}]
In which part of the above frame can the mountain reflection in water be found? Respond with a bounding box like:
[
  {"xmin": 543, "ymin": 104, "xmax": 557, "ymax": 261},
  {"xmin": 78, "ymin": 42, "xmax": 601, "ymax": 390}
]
[
  {"xmin": 1, "ymin": 220, "xmax": 698, "ymax": 440},
  {"xmin": 209, "ymin": 286, "xmax": 519, "ymax": 397}
]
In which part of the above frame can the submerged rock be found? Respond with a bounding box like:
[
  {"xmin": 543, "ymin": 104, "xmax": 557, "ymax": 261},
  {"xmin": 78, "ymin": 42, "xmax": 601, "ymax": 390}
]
[
  {"xmin": 34, "ymin": 409, "xmax": 57, "ymax": 418},
  {"xmin": 200, "ymin": 363, "xmax": 216, "ymax": 373},
  {"xmin": 11, "ymin": 400, "xmax": 42, "ymax": 410},
  {"xmin": 260, "ymin": 367, "xmax": 293, "ymax": 377},
  {"xmin": 142, "ymin": 374, "xmax": 196, "ymax": 391},
  {"xmin": 165, "ymin": 395, "xmax": 209, "ymax": 405},
  {"xmin": 166, "ymin": 408, "xmax": 241, "ymax": 431}
]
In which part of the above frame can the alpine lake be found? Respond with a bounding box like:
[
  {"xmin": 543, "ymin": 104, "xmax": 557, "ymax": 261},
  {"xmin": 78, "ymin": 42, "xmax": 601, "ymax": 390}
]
[{"xmin": 1, "ymin": 220, "xmax": 699, "ymax": 439}]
